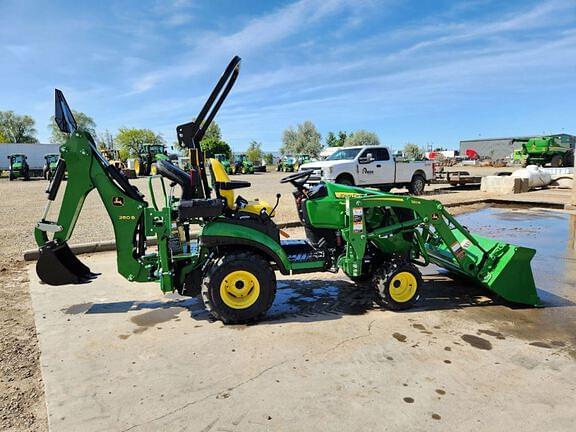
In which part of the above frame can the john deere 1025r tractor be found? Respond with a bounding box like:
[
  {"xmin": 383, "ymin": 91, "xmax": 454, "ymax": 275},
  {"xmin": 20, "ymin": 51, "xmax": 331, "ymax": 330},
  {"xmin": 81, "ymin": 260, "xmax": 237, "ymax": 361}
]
[{"xmin": 35, "ymin": 57, "xmax": 540, "ymax": 324}]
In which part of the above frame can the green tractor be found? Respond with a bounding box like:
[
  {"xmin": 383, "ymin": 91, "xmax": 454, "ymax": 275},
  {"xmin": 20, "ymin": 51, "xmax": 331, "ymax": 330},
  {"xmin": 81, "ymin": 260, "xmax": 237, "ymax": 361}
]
[
  {"xmin": 518, "ymin": 136, "xmax": 574, "ymax": 167},
  {"xmin": 294, "ymin": 154, "xmax": 312, "ymax": 171},
  {"xmin": 233, "ymin": 153, "xmax": 254, "ymax": 174},
  {"xmin": 277, "ymin": 155, "xmax": 296, "ymax": 172},
  {"xmin": 7, "ymin": 154, "xmax": 30, "ymax": 181},
  {"xmin": 43, "ymin": 153, "xmax": 60, "ymax": 180},
  {"xmin": 214, "ymin": 153, "xmax": 232, "ymax": 174},
  {"xmin": 134, "ymin": 143, "xmax": 170, "ymax": 176},
  {"xmin": 35, "ymin": 58, "xmax": 540, "ymax": 325}
]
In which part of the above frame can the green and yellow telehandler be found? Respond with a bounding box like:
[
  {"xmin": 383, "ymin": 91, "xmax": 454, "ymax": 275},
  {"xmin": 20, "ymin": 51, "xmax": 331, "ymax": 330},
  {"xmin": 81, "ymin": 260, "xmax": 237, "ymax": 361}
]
[{"xmin": 35, "ymin": 57, "xmax": 540, "ymax": 324}]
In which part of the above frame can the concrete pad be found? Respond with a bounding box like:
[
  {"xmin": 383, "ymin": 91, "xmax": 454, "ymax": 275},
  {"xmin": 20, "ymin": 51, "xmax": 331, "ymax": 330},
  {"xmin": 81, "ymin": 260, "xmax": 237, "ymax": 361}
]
[{"xmin": 29, "ymin": 252, "xmax": 576, "ymax": 432}]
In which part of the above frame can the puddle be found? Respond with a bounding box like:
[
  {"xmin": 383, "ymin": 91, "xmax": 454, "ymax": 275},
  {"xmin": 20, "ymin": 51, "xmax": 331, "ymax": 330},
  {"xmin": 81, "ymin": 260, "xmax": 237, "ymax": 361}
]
[
  {"xmin": 455, "ymin": 208, "xmax": 576, "ymax": 301},
  {"xmin": 454, "ymin": 208, "xmax": 576, "ymax": 346}
]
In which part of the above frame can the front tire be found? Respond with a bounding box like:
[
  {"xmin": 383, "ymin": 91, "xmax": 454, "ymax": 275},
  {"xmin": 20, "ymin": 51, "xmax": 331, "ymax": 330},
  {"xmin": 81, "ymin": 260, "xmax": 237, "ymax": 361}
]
[
  {"xmin": 373, "ymin": 260, "xmax": 422, "ymax": 310},
  {"xmin": 408, "ymin": 174, "xmax": 425, "ymax": 195},
  {"xmin": 335, "ymin": 174, "xmax": 354, "ymax": 186},
  {"xmin": 201, "ymin": 252, "xmax": 276, "ymax": 324}
]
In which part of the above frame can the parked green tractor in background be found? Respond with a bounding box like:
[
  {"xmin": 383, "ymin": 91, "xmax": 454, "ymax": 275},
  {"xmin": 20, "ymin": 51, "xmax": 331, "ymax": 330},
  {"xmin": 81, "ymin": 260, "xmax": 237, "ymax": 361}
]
[
  {"xmin": 214, "ymin": 153, "xmax": 232, "ymax": 174},
  {"xmin": 233, "ymin": 153, "xmax": 254, "ymax": 174},
  {"xmin": 295, "ymin": 154, "xmax": 312, "ymax": 171},
  {"xmin": 7, "ymin": 154, "xmax": 30, "ymax": 181},
  {"xmin": 517, "ymin": 136, "xmax": 574, "ymax": 167},
  {"xmin": 43, "ymin": 153, "xmax": 60, "ymax": 180},
  {"xmin": 134, "ymin": 143, "xmax": 170, "ymax": 176},
  {"xmin": 35, "ymin": 58, "xmax": 540, "ymax": 325},
  {"xmin": 277, "ymin": 155, "xmax": 296, "ymax": 172}
]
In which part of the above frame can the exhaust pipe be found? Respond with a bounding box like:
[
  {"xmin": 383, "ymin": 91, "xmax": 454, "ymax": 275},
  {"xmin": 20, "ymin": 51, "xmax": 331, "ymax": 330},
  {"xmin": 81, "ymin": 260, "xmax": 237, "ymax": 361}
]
[{"xmin": 36, "ymin": 241, "xmax": 99, "ymax": 285}]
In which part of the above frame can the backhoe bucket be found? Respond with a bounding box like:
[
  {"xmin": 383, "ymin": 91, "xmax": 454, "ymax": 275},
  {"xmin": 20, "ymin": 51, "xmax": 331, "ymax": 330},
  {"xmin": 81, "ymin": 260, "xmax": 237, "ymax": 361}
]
[
  {"xmin": 36, "ymin": 241, "xmax": 98, "ymax": 285},
  {"xmin": 427, "ymin": 231, "xmax": 540, "ymax": 306}
]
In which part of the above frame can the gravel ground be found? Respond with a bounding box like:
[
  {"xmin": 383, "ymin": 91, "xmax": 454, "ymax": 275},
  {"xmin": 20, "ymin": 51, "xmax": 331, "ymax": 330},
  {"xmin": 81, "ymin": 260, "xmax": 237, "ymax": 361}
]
[{"xmin": 0, "ymin": 168, "xmax": 493, "ymax": 431}]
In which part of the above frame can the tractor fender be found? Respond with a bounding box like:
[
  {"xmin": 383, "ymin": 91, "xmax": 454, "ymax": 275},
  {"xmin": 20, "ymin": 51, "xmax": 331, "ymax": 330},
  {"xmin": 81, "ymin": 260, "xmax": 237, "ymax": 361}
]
[{"xmin": 200, "ymin": 222, "xmax": 291, "ymax": 275}]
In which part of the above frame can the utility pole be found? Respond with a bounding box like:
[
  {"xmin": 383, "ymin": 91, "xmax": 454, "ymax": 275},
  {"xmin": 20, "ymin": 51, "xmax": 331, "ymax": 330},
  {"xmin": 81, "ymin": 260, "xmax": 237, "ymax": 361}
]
[{"xmin": 569, "ymin": 169, "xmax": 576, "ymax": 250}]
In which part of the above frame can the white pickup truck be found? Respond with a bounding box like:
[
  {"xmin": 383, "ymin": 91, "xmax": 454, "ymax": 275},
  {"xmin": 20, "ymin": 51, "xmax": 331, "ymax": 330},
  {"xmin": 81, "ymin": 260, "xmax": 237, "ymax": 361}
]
[{"xmin": 300, "ymin": 146, "xmax": 434, "ymax": 195}]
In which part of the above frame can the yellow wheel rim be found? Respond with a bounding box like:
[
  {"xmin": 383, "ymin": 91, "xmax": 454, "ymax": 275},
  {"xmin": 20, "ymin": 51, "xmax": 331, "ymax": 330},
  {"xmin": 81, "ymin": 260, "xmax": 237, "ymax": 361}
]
[
  {"xmin": 150, "ymin": 164, "xmax": 157, "ymax": 175},
  {"xmin": 389, "ymin": 272, "xmax": 417, "ymax": 303},
  {"xmin": 134, "ymin": 159, "xmax": 140, "ymax": 176},
  {"xmin": 220, "ymin": 270, "xmax": 260, "ymax": 309}
]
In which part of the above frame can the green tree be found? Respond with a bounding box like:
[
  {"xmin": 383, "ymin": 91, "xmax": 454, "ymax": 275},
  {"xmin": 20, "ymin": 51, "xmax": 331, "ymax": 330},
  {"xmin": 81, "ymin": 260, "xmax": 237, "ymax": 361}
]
[
  {"xmin": 115, "ymin": 128, "xmax": 165, "ymax": 157},
  {"xmin": 336, "ymin": 131, "xmax": 347, "ymax": 147},
  {"xmin": 326, "ymin": 130, "xmax": 348, "ymax": 147},
  {"xmin": 0, "ymin": 111, "xmax": 38, "ymax": 143},
  {"xmin": 264, "ymin": 152, "xmax": 274, "ymax": 165},
  {"xmin": 246, "ymin": 140, "xmax": 264, "ymax": 163},
  {"xmin": 403, "ymin": 143, "xmax": 422, "ymax": 160},
  {"xmin": 325, "ymin": 131, "xmax": 337, "ymax": 147},
  {"xmin": 0, "ymin": 130, "xmax": 6, "ymax": 142},
  {"xmin": 49, "ymin": 111, "xmax": 96, "ymax": 144},
  {"xmin": 280, "ymin": 120, "xmax": 323, "ymax": 157},
  {"xmin": 345, "ymin": 130, "xmax": 380, "ymax": 147}
]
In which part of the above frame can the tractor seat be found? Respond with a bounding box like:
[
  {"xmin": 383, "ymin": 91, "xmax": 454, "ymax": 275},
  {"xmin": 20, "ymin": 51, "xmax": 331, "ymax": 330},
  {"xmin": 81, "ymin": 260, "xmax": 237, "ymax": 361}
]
[{"xmin": 208, "ymin": 158, "xmax": 274, "ymax": 216}]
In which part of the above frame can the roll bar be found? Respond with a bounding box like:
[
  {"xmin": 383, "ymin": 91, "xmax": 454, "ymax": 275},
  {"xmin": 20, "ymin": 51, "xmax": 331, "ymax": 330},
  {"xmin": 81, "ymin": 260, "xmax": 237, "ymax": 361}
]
[{"xmin": 177, "ymin": 56, "xmax": 241, "ymax": 198}]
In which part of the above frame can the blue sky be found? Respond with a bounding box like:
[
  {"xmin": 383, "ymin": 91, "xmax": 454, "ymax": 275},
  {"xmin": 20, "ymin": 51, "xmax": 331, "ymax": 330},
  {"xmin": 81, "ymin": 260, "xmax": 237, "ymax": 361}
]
[{"xmin": 1, "ymin": 0, "xmax": 575, "ymax": 151}]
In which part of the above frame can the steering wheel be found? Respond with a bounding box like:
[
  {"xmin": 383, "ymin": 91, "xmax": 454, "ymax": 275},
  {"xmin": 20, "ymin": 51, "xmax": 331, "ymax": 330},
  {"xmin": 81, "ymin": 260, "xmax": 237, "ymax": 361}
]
[{"xmin": 280, "ymin": 169, "xmax": 313, "ymax": 185}]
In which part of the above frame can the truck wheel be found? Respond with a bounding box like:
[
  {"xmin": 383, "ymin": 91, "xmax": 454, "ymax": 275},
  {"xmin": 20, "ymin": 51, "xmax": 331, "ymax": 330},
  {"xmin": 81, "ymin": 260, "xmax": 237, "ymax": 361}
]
[
  {"xmin": 550, "ymin": 154, "xmax": 563, "ymax": 167},
  {"xmin": 373, "ymin": 260, "xmax": 422, "ymax": 311},
  {"xmin": 408, "ymin": 175, "xmax": 425, "ymax": 195},
  {"xmin": 335, "ymin": 174, "xmax": 354, "ymax": 186},
  {"xmin": 201, "ymin": 252, "xmax": 276, "ymax": 324},
  {"xmin": 150, "ymin": 164, "xmax": 158, "ymax": 176},
  {"xmin": 563, "ymin": 150, "xmax": 574, "ymax": 167}
]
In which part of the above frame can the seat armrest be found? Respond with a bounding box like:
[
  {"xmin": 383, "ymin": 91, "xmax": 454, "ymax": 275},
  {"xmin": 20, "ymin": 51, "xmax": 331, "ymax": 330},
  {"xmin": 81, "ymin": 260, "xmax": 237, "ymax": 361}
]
[{"xmin": 217, "ymin": 180, "xmax": 251, "ymax": 190}]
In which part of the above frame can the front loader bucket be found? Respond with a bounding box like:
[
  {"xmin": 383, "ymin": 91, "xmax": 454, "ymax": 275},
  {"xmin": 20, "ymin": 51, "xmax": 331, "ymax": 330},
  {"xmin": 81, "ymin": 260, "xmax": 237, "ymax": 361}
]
[
  {"xmin": 426, "ymin": 231, "xmax": 540, "ymax": 306},
  {"xmin": 479, "ymin": 239, "xmax": 540, "ymax": 306},
  {"xmin": 36, "ymin": 241, "xmax": 98, "ymax": 285}
]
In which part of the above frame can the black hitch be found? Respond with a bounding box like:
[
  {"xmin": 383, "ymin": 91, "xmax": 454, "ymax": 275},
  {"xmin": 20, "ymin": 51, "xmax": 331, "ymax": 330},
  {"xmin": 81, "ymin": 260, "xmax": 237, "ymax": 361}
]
[{"xmin": 36, "ymin": 241, "xmax": 99, "ymax": 285}]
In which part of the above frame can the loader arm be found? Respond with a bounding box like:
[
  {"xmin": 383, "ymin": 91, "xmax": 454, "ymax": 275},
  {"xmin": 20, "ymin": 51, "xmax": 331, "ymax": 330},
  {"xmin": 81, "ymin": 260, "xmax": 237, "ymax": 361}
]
[{"xmin": 339, "ymin": 194, "xmax": 539, "ymax": 306}]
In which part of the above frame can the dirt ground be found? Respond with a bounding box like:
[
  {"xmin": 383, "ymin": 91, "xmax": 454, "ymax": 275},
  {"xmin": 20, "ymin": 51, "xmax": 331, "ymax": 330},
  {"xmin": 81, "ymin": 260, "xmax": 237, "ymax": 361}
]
[{"xmin": 0, "ymin": 166, "xmax": 546, "ymax": 431}]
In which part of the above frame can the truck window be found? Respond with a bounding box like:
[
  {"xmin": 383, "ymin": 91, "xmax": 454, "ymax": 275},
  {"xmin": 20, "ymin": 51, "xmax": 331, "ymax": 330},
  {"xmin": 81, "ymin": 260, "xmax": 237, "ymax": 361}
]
[{"xmin": 359, "ymin": 148, "xmax": 389, "ymax": 161}]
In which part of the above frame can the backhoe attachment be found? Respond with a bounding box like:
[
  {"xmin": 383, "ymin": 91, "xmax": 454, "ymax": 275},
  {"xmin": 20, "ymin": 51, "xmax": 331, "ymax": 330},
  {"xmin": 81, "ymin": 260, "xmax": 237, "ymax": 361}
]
[{"xmin": 35, "ymin": 90, "xmax": 150, "ymax": 286}]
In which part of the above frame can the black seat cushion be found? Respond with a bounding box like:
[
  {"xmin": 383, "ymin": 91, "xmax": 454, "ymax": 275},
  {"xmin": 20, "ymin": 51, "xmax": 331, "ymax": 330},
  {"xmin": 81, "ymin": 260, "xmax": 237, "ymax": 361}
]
[{"xmin": 178, "ymin": 198, "xmax": 224, "ymax": 219}]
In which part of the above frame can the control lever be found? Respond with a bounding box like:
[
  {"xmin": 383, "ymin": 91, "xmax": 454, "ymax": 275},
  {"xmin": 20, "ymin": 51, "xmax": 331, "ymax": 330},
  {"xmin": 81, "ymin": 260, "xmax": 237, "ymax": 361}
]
[{"xmin": 270, "ymin": 193, "xmax": 281, "ymax": 217}]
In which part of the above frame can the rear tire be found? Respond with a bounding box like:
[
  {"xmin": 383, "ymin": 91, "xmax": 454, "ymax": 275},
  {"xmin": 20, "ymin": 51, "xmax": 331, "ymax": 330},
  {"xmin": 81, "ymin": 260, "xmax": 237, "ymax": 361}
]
[
  {"xmin": 408, "ymin": 174, "xmax": 425, "ymax": 195},
  {"xmin": 550, "ymin": 154, "xmax": 563, "ymax": 167},
  {"xmin": 373, "ymin": 260, "xmax": 422, "ymax": 311},
  {"xmin": 201, "ymin": 252, "xmax": 276, "ymax": 324}
]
